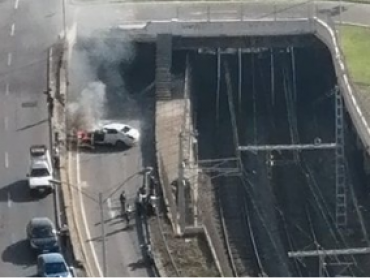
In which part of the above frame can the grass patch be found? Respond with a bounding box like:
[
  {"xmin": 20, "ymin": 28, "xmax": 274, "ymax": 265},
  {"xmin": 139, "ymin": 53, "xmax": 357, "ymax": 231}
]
[{"xmin": 339, "ymin": 25, "xmax": 370, "ymax": 86}]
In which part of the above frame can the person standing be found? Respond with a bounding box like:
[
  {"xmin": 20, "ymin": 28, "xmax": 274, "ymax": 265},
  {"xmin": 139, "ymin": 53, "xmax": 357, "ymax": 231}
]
[{"xmin": 120, "ymin": 191, "xmax": 126, "ymax": 215}]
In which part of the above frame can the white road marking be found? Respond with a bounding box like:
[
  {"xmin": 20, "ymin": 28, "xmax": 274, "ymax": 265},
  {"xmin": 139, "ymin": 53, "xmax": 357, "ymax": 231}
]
[
  {"xmin": 14, "ymin": 0, "xmax": 19, "ymax": 9},
  {"xmin": 10, "ymin": 24, "xmax": 15, "ymax": 36},
  {"xmin": 7, "ymin": 191, "xmax": 11, "ymax": 208},
  {"xmin": 5, "ymin": 83, "xmax": 9, "ymax": 96},
  {"xmin": 107, "ymin": 198, "xmax": 116, "ymax": 219},
  {"xmin": 5, "ymin": 152, "xmax": 9, "ymax": 168},
  {"xmin": 190, "ymin": 10, "xmax": 238, "ymax": 15},
  {"xmin": 67, "ymin": 23, "xmax": 78, "ymax": 63},
  {"xmin": 76, "ymin": 151, "xmax": 103, "ymax": 277},
  {"xmin": 4, "ymin": 117, "xmax": 8, "ymax": 130},
  {"xmin": 7, "ymin": 53, "xmax": 12, "ymax": 66}
]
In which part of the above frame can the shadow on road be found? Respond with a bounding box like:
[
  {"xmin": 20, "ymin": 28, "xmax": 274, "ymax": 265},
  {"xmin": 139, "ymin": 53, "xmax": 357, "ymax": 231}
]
[
  {"xmin": 68, "ymin": 145, "xmax": 131, "ymax": 154},
  {"xmin": 128, "ymin": 259, "xmax": 147, "ymax": 271},
  {"xmin": 94, "ymin": 216, "xmax": 118, "ymax": 226},
  {"xmin": 0, "ymin": 180, "xmax": 49, "ymax": 203},
  {"xmin": 2, "ymin": 239, "xmax": 35, "ymax": 266},
  {"xmin": 88, "ymin": 226, "xmax": 134, "ymax": 243},
  {"xmin": 318, "ymin": 5, "xmax": 349, "ymax": 17},
  {"xmin": 16, "ymin": 119, "xmax": 48, "ymax": 131}
]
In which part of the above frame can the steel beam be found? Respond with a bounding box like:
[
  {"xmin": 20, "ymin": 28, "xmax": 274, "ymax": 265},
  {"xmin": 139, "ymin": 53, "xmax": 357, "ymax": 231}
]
[
  {"xmin": 198, "ymin": 157, "xmax": 238, "ymax": 164},
  {"xmin": 288, "ymin": 247, "xmax": 370, "ymax": 258},
  {"xmin": 200, "ymin": 168, "xmax": 240, "ymax": 173},
  {"xmin": 238, "ymin": 143, "xmax": 337, "ymax": 151}
]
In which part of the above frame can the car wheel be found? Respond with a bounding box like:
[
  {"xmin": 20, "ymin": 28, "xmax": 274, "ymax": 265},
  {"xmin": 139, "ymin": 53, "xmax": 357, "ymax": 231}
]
[
  {"xmin": 116, "ymin": 140, "xmax": 126, "ymax": 149},
  {"xmin": 47, "ymin": 187, "xmax": 54, "ymax": 195}
]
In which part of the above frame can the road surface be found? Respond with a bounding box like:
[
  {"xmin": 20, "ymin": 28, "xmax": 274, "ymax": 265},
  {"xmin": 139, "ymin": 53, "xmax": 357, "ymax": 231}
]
[
  {"xmin": 67, "ymin": 0, "xmax": 370, "ymax": 276},
  {"xmin": 0, "ymin": 0, "xmax": 63, "ymax": 277},
  {"xmin": 71, "ymin": 0, "xmax": 370, "ymax": 28}
]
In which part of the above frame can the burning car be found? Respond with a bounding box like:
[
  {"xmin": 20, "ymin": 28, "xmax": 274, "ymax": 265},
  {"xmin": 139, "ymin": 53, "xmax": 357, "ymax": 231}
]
[{"xmin": 72, "ymin": 122, "xmax": 140, "ymax": 149}]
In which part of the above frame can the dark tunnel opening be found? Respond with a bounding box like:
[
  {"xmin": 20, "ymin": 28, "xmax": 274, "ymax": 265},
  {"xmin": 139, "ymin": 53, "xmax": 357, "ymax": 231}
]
[{"xmin": 190, "ymin": 37, "xmax": 370, "ymax": 277}]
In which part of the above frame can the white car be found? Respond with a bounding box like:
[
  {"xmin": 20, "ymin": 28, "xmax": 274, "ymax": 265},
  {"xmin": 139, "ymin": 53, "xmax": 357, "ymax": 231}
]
[
  {"xmin": 93, "ymin": 123, "xmax": 140, "ymax": 147},
  {"xmin": 27, "ymin": 145, "xmax": 53, "ymax": 195}
]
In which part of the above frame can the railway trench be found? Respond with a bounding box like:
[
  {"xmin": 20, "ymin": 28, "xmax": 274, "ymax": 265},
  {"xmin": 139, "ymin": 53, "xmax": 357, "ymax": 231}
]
[{"xmin": 190, "ymin": 36, "xmax": 370, "ymax": 277}]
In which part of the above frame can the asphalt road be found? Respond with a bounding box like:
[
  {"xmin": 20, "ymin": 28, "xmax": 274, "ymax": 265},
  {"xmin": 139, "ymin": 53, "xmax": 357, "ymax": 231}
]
[
  {"xmin": 78, "ymin": 128, "xmax": 152, "ymax": 277},
  {"xmin": 0, "ymin": 0, "xmax": 63, "ymax": 277},
  {"xmin": 67, "ymin": 0, "xmax": 370, "ymax": 277},
  {"xmin": 71, "ymin": 0, "xmax": 370, "ymax": 27},
  {"xmin": 69, "ymin": 34, "xmax": 156, "ymax": 275}
]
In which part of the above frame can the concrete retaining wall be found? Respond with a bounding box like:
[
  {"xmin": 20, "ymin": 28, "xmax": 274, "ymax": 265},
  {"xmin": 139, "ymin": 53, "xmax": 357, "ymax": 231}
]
[
  {"xmin": 313, "ymin": 18, "xmax": 370, "ymax": 154},
  {"xmin": 120, "ymin": 19, "xmax": 315, "ymax": 40}
]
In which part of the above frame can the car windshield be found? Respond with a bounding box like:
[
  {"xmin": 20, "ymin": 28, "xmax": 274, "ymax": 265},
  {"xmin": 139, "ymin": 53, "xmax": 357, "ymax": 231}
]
[
  {"xmin": 45, "ymin": 262, "xmax": 68, "ymax": 275},
  {"xmin": 30, "ymin": 168, "xmax": 50, "ymax": 177},
  {"xmin": 32, "ymin": 225, "xmax": 54, "ymax": 238},
  {"xmin": 122, "ymin": 126, "xmax": 130, "ymax": 133}
]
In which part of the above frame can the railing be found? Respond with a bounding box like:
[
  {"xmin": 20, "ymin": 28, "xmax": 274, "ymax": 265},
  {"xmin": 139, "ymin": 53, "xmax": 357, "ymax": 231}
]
[{"xmin": 116, "ymin": 0, "xmax": 347, "ymax": 25}]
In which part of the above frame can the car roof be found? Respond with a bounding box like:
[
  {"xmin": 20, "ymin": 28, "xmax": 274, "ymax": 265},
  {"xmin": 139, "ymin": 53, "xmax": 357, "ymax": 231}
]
[
  {"xmin": 39, "ymin": 253, "xmax": 65, "ymax": 263},
  {"xmin": 103, "ymin": 123, "xmax": 128, "ymax": 131},
  {"xmin": 31, "ymin": 160, "xmax": 49, "ymax": 169},
  {"xmin": 30, "ymin": 217, "xmax": 54, "ymax": 227}
]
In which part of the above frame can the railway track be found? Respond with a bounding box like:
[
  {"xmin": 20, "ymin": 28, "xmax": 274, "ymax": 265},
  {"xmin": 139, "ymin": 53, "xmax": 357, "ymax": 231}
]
[
  {"xmin": 214, "ymin": 56, "xmax": 260, "ymax": 277},
  {"xmin": 218, "ymin": 176, "xmax": 259, "ymax": 277}
]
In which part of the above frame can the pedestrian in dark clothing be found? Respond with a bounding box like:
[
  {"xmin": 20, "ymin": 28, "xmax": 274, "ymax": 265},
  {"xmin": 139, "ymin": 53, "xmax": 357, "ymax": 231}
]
[
  {"xmin": 149, "ymin": 175, "xmax": 157, "ymax": 196},
  {"xmin": 120, "ymin": 191, "xmax": 126, "ymax": 215},
  {"xmin": 123, "ymin": 204, "xmax": 131, "ymax": 226},
  {"xmin": 59, "ymin": 224, "xmax": 69, "ymax": 251}
]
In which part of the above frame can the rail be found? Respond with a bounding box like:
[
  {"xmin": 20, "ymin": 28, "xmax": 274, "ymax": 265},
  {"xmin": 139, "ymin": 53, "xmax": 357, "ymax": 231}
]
[
  {"xmin": 221, "ymin": 57, "xmax": 261, "ymax": 276},
  {"xmin": 154, "ymin": 205, "xmax": 181, "ymax": 276}
]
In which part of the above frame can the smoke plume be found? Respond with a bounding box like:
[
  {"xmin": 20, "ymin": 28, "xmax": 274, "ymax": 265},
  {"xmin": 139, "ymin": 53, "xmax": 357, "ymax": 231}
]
[
  {"xmin": 67, "ymin": 26, "xmax": 135, "ymax": 130},
  {"xmin": 67, "ymin": 81, "xmax": 107, "ymax": 131}
]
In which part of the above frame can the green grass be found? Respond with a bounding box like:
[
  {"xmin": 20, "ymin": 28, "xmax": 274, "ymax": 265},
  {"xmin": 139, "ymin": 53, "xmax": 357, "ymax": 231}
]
[{"xmin": 339, "ymin": 25, "xmax": 370, "ymax": 86}]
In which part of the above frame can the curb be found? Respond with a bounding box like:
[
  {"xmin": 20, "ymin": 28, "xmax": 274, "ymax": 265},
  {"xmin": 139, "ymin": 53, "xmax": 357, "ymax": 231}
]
[
  {"xmin": 54, "ymin": 40, "xmax": 92, "ymax": 277},
  {"xmin": 69, "ymin": 0, "xmax": 370, "ymax": 6},
  {"xmin": 336, "ymin": 21, "xmax": 370, "ymax": 27},
  {"xmin": 60, "ymin": 151, "xmax": 87, "ymax": 269}
]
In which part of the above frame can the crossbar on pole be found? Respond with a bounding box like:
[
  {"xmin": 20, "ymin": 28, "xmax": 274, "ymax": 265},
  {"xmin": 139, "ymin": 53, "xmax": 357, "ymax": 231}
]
[
  {"xmin": 200, "ymin": 168, "xmax": 240, "ymax": 173},
  {"xmin": 198, "ymin": 157, "xmax": 238, "ymax": 164},
  {"xmin": 238, "ymin": 143, "xmax": 337, "ymax": 152},
  {"xmin": 288, "ymin": 247, "xmax": 370, "ymax": 258}
]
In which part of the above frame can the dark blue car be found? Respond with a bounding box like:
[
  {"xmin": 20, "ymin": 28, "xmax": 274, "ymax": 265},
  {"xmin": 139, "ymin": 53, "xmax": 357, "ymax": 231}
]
[{"xmin": 26, "ymin": 217, "xmax": 59, "ymax": 254}]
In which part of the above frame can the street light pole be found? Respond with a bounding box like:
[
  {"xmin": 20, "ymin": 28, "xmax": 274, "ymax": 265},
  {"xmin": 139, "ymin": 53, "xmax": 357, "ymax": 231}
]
[
  {"xmin": 50, "ymin": 170, "xmax": 149, "ymax": 277},
  {"xmin": 99, "ymin": 192, "xmax": 107, "ymax": 277},
  {"xmin": 62, "ymin": 0, "xmax": 67, "ymax": 38}
]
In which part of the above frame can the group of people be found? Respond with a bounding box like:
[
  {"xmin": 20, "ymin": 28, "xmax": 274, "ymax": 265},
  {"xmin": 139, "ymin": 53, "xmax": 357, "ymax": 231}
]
[{"xmin": 118, "ymin": 173, "xmax": 159, "ymax": 226}]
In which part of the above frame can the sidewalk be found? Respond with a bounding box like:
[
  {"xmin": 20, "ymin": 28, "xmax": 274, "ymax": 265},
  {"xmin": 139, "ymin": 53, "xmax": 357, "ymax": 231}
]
[{"xmin": 50, "ymin": 40, "xmax": 89, "ymax": 277}]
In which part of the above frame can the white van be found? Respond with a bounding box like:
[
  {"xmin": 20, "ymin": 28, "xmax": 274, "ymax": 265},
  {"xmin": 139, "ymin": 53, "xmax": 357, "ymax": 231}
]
[{"xmin": 27, "ymin": 145, "xmax": 53, "ymax": 195}]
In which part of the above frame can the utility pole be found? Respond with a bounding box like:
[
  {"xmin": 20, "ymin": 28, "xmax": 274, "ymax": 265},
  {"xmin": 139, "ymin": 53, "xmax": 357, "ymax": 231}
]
[
  {"xmin": 99, "ymin": 192, "xmax": 107, "ymax": 277},
  {"xmin": 62, "ymin": 0, "xmax": 67, "ymax": 38},
  {"xmin": 177, "ymin": 131, "xmax": 186, "ymax": 236}
]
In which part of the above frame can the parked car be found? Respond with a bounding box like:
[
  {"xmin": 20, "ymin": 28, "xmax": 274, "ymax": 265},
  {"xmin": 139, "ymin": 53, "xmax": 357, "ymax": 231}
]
[
  {"xmin": 37, "ymin": 253, "xmax": 74, "ymax": 277},
  {"xmin": 27, "ymin": 145, "xmax": 54, "ymax": 195},
  {"xmin": 27, "ymin": 217, "xmax": 59, "ymax": 254}
]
